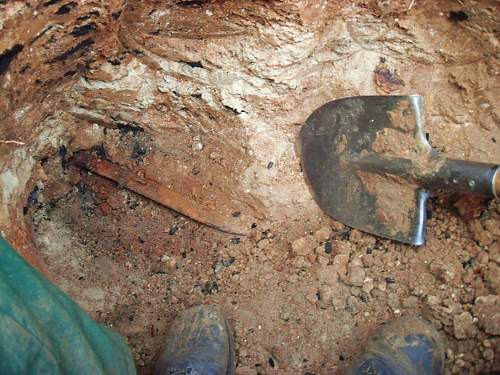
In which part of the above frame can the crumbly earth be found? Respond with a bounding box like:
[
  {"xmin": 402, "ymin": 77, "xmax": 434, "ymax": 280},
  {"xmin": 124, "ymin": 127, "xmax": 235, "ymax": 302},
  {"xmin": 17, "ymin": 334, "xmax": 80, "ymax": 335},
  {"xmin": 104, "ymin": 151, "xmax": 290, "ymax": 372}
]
[{"xmin": 0, "ymin": 1, "xmax": 499, "ymax": 374}]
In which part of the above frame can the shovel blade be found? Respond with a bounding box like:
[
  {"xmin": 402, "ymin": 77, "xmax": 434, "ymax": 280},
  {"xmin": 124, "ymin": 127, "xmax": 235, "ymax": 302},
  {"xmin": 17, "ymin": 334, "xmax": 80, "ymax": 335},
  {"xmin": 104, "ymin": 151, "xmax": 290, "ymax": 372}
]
[{"xmin": 300, "ymin": 95, "xmax": 429, "ymax": 245}]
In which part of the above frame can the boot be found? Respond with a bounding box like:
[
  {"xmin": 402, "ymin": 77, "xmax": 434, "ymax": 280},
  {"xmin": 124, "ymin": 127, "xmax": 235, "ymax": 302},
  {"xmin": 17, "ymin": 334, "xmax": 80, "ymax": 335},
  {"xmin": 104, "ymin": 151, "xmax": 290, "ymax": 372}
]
[
  {"xmin": 155, "ymin": 306, "xmax": 235, "ymax": 375},
  {"xmin": 347, "ymin": 316, "xmax": 444, "ymax": 375}
]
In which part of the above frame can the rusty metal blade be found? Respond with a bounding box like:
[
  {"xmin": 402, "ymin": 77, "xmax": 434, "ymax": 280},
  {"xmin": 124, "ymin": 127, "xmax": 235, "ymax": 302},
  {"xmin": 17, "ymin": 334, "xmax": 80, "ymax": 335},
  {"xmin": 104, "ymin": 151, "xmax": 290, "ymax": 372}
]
[{"xmin": 73, "ymin": 151, "xmax": 251, "ymax": 235}]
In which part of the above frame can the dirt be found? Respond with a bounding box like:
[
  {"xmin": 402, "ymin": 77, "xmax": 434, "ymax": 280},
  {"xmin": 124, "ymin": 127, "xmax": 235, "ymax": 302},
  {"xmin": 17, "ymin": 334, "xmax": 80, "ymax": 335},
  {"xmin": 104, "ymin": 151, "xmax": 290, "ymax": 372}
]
[
  {"xmin": 357, "ymin": 171, "xmax": 416, "ymax": 237},
  {"xmin": 1, "ymin": 1, "xmax": 499, "ymax": 374}
]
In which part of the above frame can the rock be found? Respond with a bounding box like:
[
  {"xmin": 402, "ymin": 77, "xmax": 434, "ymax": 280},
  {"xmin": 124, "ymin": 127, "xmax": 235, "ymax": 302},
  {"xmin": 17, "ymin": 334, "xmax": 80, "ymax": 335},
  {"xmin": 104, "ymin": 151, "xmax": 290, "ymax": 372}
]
[
  {"xmin": 489, "ymin": 241, "xmax": 500, "ymax": 264},
  {"xmin": 316, "ymin": 265, "xmax": 340, "ymax": 287},
  {"xmin": 387, "ymin": 292, "xmax": 400, "ymax": 310},
  {"xmin": 333, "ymin": 254, "xmax": 350, "ymax": 277},
  {"xmin": 484, "ymin": 262, "xmax": 499, "ymax": 293},
  {"xmin": 335, "ymin": 240, "xmax": 352, "ymax": 255},
  {"xmin": 316, "ymin": 254, "xmax": 329, "ymax": 265},
  {"xmin": 361, "ymin": 254, "xmax": 374, "ymax": 268},
  {"xmin": 377, "ymin": 281, "xmax": 387, "ymax": 292},
  {"xmin": 314, "ymin": 226, "xmax": 332, "ymax": 242},
  {"xmin": 159, "ymin": 255, "xmax": 178, "ymax": 272},
  {"xmin": 402, "ymin": 296, "xmax": 419, "ymax": 308},
  {"xmin": 429, "ymin": 262, "xmax": 454, "ymax": 283},
  {"xmin": 482, "ymin": 348, "xmax": 494, "ymax": 361},
  {"xmin": 426, "ymin": 295, "xmax": 440, "ymax": 306},
  {"xmin": 331, "ymin": 220, "xmax": 345, "ymax": 231},
  {"xmin": 362, "ymin": 278, "xmax": 374, "ymax": 294},
  {"xmin": 318, "ymin": 285, "xmax": 333, "ymax": 309},
  {"xmin": 453, "ymin": 312, "xmax": 476, "ymax": 339},
  {"xmin": 236, "ymin": 366, "xmax": 258, "ymax": 375},
  {"xmin": 346, "ymin": 295, "xmax": 361, "ymax": 315},
  {"xmin": 483, "ymin": 219, "xmax": 499, "ymax": 236},
  {"xmin": 347, "ymin": 264, "xmax": 365, "ymax": 286},
  {"xmin": 468, "ymin": 220, "xmax": 493, "ymax": 246},
  {"xmin": 291, "ymin": 235, "xmax": 316, "ymax": 256},
  {"xmin": 349, "ymin": 229, "xmax": 363, "ymax": 244},
  {"xmin": 332, "ymin": 293, "xmax": 347, "ymax": 311},
  {"xmin": 473, "ymin": 295, "xmax": 500, "ymax": 335}
]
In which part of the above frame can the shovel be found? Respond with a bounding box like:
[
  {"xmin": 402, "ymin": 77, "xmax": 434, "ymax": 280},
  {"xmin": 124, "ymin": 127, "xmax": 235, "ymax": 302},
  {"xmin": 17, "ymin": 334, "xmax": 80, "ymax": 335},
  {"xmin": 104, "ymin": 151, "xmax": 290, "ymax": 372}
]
[{"xmin": 299, "ymin": 95, "xmax": 499, "ymax": 245}]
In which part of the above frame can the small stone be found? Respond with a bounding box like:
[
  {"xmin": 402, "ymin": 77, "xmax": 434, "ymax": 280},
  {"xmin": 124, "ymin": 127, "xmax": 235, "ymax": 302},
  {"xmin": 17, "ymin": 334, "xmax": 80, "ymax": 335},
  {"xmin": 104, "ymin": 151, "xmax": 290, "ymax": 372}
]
[
  {"xmin": 387, "ymin": 292, "xmax": 400, "ymax": 309},
  {"xmin": 362, "ymin": 254, "xmax": 374, "ymax": 268},
  {"xmin": 473, "ymin": 295, "xmax": 500, "ymax": 335},
  {"xmin": 332, "ymin": 294, "xmax": 347, "ymax": 311},
  {"xmin": 317, "ymin": 254, "xmax": 329, "ymax": 265},
  {"xmin": 427, "ymin": 295, "xmax": 440, "ymax": 306},
  {"xmin": 468, "ymin": 220, "xmax": 493, "ymax": 246},
  {"xmin": 377, "ymin": 282, "xmax": 387, "ymax": 292},
  {"xmin": 333, "ymin": 254, "xmax": 349, "ymax": 277},
  {"xmin": 305, "ymin": 290, "xmax": 319, "ymax": 304},
  {"xmin": 453, "ymin": 312, "xmax": 476, "ymax": 339},
  {"xmin": 314, "ymin": 227, "xmax": 332, "ymax": 241},
  {"xmin": 316, "ymin": 265, "xmax": 340, "ymax": 287},
  {"xmin": 363, "ymin": 278, "xmax": 374, "ymax": 294},
  {"xmin": 291, "ymin": 235, "xmax": 316, "ymax": 256},
  {"xmin": 349, "ymin": 229, "xmax": 363, "ymax": 243},
  {"xmin": 331, "ymin": 220, "xmax": 345, "ymax": 231},
  {"xmin": 346, "ymin": 295, "xmax": 361, "ymax": 315},
  {"xmin": 402, "ymin": 296, "xmax": 419, "ymax": 308},
  {"xmin": 160, "ymin": 255, "xmax": 177, "ymax": 271},
  {"xmin": 347, "ymin": 264, "xmax": 365, "ymax": 286},
  {"xmin": 482, "ymin": 349, "xmax": 494, "ymax": 361},
  {"xmin": 192, "ymin": 141, "xmax": 204, "ymax": 151},
  {"xmin": 318, "ymin": 285, "xmax": 333, "ymax": 309},
  {"xmin": 335, "ymin": 240, "xmax": 352, "ymax": 254}
]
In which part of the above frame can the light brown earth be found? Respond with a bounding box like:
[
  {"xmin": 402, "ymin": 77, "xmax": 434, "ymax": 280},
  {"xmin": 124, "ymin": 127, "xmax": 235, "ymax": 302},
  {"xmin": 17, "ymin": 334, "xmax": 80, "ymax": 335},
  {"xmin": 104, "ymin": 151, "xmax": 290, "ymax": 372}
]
[{"xmin": 0, "ymin": 1, "xmax": 499, "ymax": 374}]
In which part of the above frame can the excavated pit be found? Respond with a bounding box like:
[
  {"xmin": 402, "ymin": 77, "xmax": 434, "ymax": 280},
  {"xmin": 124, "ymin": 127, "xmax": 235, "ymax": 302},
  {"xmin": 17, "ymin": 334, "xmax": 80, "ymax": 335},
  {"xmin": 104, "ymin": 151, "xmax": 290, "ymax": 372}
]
[{"xmin": 1, "ymin": 1, "xmax": 499, "ymax": 374}]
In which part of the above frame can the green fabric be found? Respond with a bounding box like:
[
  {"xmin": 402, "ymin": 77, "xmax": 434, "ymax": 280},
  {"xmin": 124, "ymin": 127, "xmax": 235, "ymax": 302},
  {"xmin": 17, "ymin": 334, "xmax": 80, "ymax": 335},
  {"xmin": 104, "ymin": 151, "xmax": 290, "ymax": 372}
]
[{"xmin": 0, "ymin": 236, "xmax": 136, "ymax": 375}]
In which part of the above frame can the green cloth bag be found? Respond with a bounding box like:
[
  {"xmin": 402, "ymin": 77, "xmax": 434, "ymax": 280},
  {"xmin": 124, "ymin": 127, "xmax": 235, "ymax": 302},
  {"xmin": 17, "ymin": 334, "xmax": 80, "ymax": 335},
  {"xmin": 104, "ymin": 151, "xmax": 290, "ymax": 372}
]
[{"xmin": 0, "ymin": 236, "xmax": 136, "ymax": 374}]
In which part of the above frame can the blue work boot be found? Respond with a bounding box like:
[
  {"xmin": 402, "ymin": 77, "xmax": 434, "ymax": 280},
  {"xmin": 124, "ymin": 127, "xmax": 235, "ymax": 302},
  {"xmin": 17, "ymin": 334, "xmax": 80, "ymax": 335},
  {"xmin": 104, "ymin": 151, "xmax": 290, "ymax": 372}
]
[
  {"xmin": 347, "ymin": 316, "xmax": 444, "ymax": 375},
  {"xmin": 155, "ymin": 306, "xmax": 235, "ymax": 375}
]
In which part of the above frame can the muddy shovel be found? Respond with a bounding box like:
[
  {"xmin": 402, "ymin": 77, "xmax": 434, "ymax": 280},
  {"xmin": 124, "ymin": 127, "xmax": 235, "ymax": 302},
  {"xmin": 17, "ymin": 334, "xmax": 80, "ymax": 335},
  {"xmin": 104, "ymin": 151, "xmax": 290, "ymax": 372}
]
[{"xmin": 299, "ymin": 95, "xmax": 499, "ymax": 245}]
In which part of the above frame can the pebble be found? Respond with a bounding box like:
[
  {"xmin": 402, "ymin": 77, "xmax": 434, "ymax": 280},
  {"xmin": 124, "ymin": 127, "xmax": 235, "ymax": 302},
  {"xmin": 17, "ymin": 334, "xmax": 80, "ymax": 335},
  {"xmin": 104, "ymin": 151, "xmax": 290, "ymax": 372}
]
[
  {"xmin": 427, "ymin": 295, "xmax": 440, "ymax": 306},
  {"xmin": 387, "ymin": 292, "xmax": 400, "ymax": 309},
  {"xmin": 335, "ymin": 240, "xmax": 352, "ymax": 254},
  {"xmin": 349, "ymin": 229, "xmax": 363, "ymax": 243},
  {"xmin": 347, "ymin": 264, "xmax": 365, "ymax": 286},
  {"xmin": 291, "ymin": 235, "xmax": 316, "ymax": 256},
  {"xmin": 362, "ymin": 254, "xmax": 374, "ymax": 268},
  {"xmin": 314, "ymin": 227, "xmax": 332, "ymax": 242},
  {"xmin": 316, "ymin": 265, "xmax": 340, "ymax": 287},
  {"xmin": 333, "ymin": 254, "xmax": 349, "ymax": 277},
  {"xmin": 402, "ymin": 296, "xmax": 419, "ymax": 308},
  {"xmin": 473, "ymin": 295, "xmax": 500, "ymax": 335},
  {"xmin": 332, "ymin": 293, "xmax": 347, "ymax": 311},
  {"xmin": 453, "ymin": 312, "xmax": 476, "ymax": 339},
  {"xmin": 468, "ymin": 220, "xmax": 493, "ymax": 246},
  {"xmin": 362, "ymin": 278, "xmax": 374, "ymax": 294},
  {"xmin": 482, "ymin": 348, "xmax": 494, "ymax": 361},
  {"xmin": 318, "ymin": 285, "xmax": 333, "ymax": 309},
  {"xmin": 346, "ymin": 295, "xmax": 361, "ymax": 315}
]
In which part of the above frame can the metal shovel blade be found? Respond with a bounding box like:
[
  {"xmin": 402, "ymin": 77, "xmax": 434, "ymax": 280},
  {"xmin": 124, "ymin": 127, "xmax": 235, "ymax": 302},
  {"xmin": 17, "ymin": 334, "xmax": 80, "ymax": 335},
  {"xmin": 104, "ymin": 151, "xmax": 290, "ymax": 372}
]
[{"xmin": 299, "ymin": 95, "xmax": 430, "ymax": 245}]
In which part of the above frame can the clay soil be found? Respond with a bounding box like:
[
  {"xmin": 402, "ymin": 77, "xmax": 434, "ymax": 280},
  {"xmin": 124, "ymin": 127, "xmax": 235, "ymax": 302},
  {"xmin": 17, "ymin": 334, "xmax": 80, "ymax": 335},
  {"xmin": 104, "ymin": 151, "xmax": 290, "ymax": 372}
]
[{"xmin": 1, "ymin": 1, "xmax": 499, "ymax": 374}]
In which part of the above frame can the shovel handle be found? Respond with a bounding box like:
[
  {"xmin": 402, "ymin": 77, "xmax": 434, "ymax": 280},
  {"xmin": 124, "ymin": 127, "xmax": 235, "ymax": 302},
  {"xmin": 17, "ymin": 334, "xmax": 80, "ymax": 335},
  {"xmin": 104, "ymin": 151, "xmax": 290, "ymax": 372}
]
[
  {"xmin": 424, "ymin": 159, "xmax": 499, "ymax": 199},
  {"xmin": 354, "ymin": 155, "xmax": 499, "ymax": 199}
]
